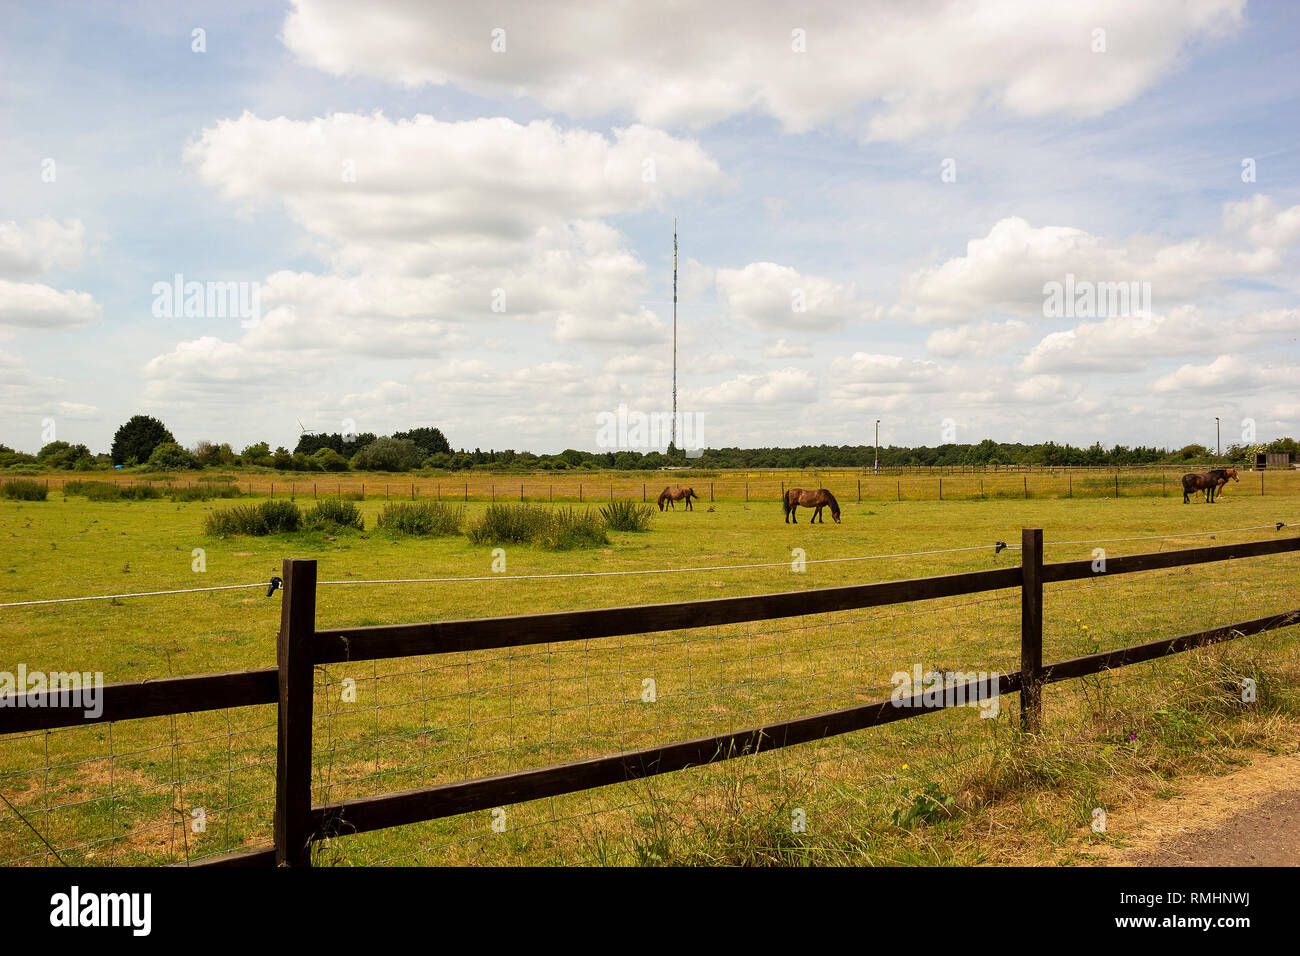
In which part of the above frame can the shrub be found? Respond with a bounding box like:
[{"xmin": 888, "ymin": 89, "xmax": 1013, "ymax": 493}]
[
  {"xmin": 304, "ymin": 498, "xmax": 364, "ymax": 532},
  {"xmin": 2, "ymin": 479, "xmax": 48, "ymax": 501},
  {"xmin": 203, "ymin": 499, "xmax": 302, "ymax": 536},
  {"xmin": 168, "ymin": 484, "xmax": 243, "ymax": 502},
  {"xmin": 466, "ymin": 504, "xmax": 608, "ymax": 550},
  {"xmin": 62, "ymin": 480, "xmax": 163, "ymax": 501},
  {"xmin": 375, "ymin": 501, "xmax": 464, "ymax": 536},
  {"xmin": 536, "ymin": 507, "xmax": 609, "ymax": 550},
  {"xmin": 599, "ymin": 499, "xmax": 656, "ymax": 532}
]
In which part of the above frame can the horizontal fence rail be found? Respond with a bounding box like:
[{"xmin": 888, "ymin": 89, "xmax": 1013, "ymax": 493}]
[{"xmin": 2, "ymin": 529, "xmax": 1297, "ymax": 867}]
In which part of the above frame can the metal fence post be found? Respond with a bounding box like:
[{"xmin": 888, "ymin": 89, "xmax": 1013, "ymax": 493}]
[
  {"xmin": 275, "ymin": 558, "xmax": 316, "ymax": 866},
  {"xmin": 1020, "ymin": 528, "xmax": 1044, "ymax": 733}
]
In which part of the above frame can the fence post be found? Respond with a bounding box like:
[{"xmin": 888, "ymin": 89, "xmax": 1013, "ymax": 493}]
[
  {"xmin": 1019, "ymin": 528, "xmax": 1043, "ymax": 734},
  {"xmin": 275, "ymin": 558, "xmax": 316, "ymax": 866}
]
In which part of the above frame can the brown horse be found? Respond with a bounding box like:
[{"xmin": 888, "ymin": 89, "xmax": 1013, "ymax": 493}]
[
  {"xmin": 657, "ymin": 486, "xmax": 699, "ymax": 511},
  {"xmin": 1210, "ymin": 468, "xmax": 1239, "ymax": 500},
  {"xmin": 783, "ymin": 487, "xmax": 841, "ymax": 524},
  {"xmin": 1183, "ymin": 469, "xmax": 1236, "ymax": 503}
]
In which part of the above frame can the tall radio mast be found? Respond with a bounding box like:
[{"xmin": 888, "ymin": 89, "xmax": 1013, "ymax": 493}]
[{"xmin": 671, "ymin": 218, "xmax": 678, "ymax": 451}]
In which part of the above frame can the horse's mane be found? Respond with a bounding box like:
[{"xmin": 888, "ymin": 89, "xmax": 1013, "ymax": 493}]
[{"xmin": 824, "ymin": 489, "xmax": 840, "ymax": 514}]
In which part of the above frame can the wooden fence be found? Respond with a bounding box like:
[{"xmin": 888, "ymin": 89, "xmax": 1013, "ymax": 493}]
[{"xmin": 2, "ymin": 530, "xmax": 1298, "ymax": 867}]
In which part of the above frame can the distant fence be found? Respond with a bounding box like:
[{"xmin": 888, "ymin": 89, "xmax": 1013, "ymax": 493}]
[
  {"xmin": 28, "ymin": 467, "xmax": 1300, "ymax": 504},
  {"xmin": 2, "ymin": 530, "xmax": 1297, "ymax": 866}
]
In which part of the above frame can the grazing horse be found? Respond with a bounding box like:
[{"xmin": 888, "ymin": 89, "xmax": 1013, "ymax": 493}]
[
  {"xmin": 1210, "ymin": 468, "xmax": 1239, "ymax": 500},
  {"xmin": 1182, "ymin": 470, "xmax": 1233, "ymax": 504},
  {"xmin": 783, "ymin": 487, "xmax": 841, "ymax": 524},
  {"xmin": 657, "ymin": 486, "xmax": 699, "ymax": 511}
]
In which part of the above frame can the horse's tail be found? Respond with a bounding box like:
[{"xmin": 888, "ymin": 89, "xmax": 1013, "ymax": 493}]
[{"xmin": 781, "ymin": 489, "xmax": 790, "ymax": 517}]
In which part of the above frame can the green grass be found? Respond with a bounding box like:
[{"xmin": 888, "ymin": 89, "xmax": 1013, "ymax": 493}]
[{"xmin": 1, "ymin": 483, "xmax": 1298, "ymax": 865}]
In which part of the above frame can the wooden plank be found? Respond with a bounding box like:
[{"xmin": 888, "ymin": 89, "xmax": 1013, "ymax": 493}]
[
  {"xmin": 313, "ymin": 566, "xmax": 1022, "ymax": 664},
  {"xmin": 275, "ymin": 558, "xmax": 316, "ymax": 867},
  {"xmin": 311, "ymin": 671, "xmax": 1023, "ymax": 838},
  {"xmin": 1041, "ymin": 608, "xmax": 1300, "ymax": 684},
  {"xmin": 1042, "ymin": 535, "xmax": 1300, "ymax": 583},
  {"xmin": 1020, "ymin": 528, "xmax": 1043, "ymax": 733},
  {"xmin": 0, "ymin": 668, "xmax": 277, "ymax": 735},
  {"xmin": 180, "ymin": 844, "xmax": 277, "ymax": 867}
]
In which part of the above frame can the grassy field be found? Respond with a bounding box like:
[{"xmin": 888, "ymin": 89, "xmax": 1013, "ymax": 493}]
[
  {"xmin": 26, "ymin": 463, "xmax": 1300, "ymax": 505},
  {"xmin": 1, "ymin": 472, "xmax": 1298, "ymax": 865}
]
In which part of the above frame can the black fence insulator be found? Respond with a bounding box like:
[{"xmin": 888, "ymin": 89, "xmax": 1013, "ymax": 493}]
[
  {"xmin": 267, "ymin": 576, "xmax": 283, "ymax": 597},
  {"xmin": 994, "ymin": 541, "xmax": 1007, "ymax": 554}
]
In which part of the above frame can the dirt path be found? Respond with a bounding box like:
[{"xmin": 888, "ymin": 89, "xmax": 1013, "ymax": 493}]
[{"xmin": 1067, "ymin": 750, "xmax": 1300, "ymax": 866}]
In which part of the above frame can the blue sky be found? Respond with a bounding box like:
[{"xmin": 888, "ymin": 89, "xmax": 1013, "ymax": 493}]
[{"xmin": 1, "ymin": 0, "xmax": 1297, "ymax": 455}]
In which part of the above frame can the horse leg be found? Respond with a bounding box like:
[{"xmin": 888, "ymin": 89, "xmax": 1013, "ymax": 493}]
[{"xmin": 790, "ymin": 504, "xmax": 797, "ymax": 523}]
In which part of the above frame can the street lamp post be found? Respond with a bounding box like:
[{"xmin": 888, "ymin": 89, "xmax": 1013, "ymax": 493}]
[
  {"xmin": 1215, "ymin": 417, "xmax": 1220, "ymax": 457},
  {"xmin": 874, "ymin": 420, "xmax": 880, "ymax": 475}
]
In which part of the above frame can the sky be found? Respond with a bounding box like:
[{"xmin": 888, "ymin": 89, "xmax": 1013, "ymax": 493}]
[{"xmin": 0, "ymin": 0, "xmax": 1297, "ymax": 456}]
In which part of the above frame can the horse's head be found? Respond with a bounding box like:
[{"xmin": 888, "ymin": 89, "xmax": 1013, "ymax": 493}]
[
  {"xmin": 827, "ymin": 492, "xmax": 841, "ymax": 523},
  {"xmin": 1227, "ymin": 468, "xmax": 1239, "ymax": 481}
]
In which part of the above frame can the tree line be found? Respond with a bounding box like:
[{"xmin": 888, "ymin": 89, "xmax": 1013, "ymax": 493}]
[{"xmin": 1, "ymin": 414, "xmax": 1295, "ymax": 474}]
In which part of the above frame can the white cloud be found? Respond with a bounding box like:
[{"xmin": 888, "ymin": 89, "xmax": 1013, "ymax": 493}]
[
  {"xmin": 925, "ymin": 319, "xmax": 1031, "ymax": 358},
  {"xmin": 185, "ymin": 112, "xmax": 722, "ymax": 273},
  {"xmin": 177, "ymin": 113, "xmax": 723, "ymax": 360},
  {"xmin": 0, "ymin": 219, "xmax": 100, "ymax": 330},
  {"xmin": 716, "ymin": 261, "xmax": 875, "ymax": 331},
  {"xmin": 0, "ymin": 280, "xmax": 102, "ymax": 329},
  {"xmin": 688, "ymin": 368, "xmax": 817, "ymax": 406},
  {"xmin": 282, "ymin": 0, "xmax": 1244, "ymax": 141},
  {"xmin": 1021, "ymin": 307, "xmax": 1299, "ymax": 374},
  {"xmin": 0, "ymin": 219, "xmax": 86, "ymax": 279},
  {"xmin": 764, "ymin": 338, "xmax": 813, "ymax": 358},
  {"xmin": 1223, "ymin": 193, "xmax": 1300, "ymax": 250},
  {"xmin": 901, "ymin": 202, "xmax": 1296, "ymax": 323},
  {"xmin": 1150, "ymin": 354, "xmax": 1298, "ymax": 393}
]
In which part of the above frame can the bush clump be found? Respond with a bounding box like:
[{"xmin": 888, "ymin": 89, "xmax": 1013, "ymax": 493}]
[
  {"xmin": 375, "ymin": 501, "xmax": 464, "ymax": 536},
  {"xmin": 599, "ymin": 499, "xmax": 656, "ymax": 532},
  {"xmin": 304, "ymin": 497, "xmax": 365, "ymax": 532},
  {"xmin": 466, "ymin": 504, "xmax": 608, "ymax": 550},
  {"xmin": 169, "ymin": 484, "xmax": 243, "ymax": 502},
  {"xmin": 63, "ymin": 480, "xmax": 163, "ymax": 501},
  {"xmin": 204, "ymin": 499, "xmax": 302, "ymax": 536},
  {"xmin": 2, "ymin": 479, "xmax": 48, "ymax": 501}
]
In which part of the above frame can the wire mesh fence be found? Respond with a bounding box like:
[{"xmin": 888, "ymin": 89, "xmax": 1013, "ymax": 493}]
[{"xmin": 0, "ymin": 704, "xmax": 276, "ymax": 866}]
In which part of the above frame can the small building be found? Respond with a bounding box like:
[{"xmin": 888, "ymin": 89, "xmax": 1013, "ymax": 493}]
[{"xmin": 1255, "ymin": 452, "xmax": 1295, "ymax": 469}]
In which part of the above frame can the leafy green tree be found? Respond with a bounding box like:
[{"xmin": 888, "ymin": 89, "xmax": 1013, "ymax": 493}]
[
  {"xmin": 111, "ymin": 415, "xmax": 176, "ymax": 466},
  {"xmin": 146, "ymin": 442, "xmax": 199, "ymax": 470},
  {"xmin": 392, "ymin": 427, "xmax": 451, "ymax": 457},
  {"xmin": 311, "ymin": 448, "xmax": 350, "ymax": 471},
  {"xmin": 350, "ymin": 437, "xmax": 421, "ymax": 472}
]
